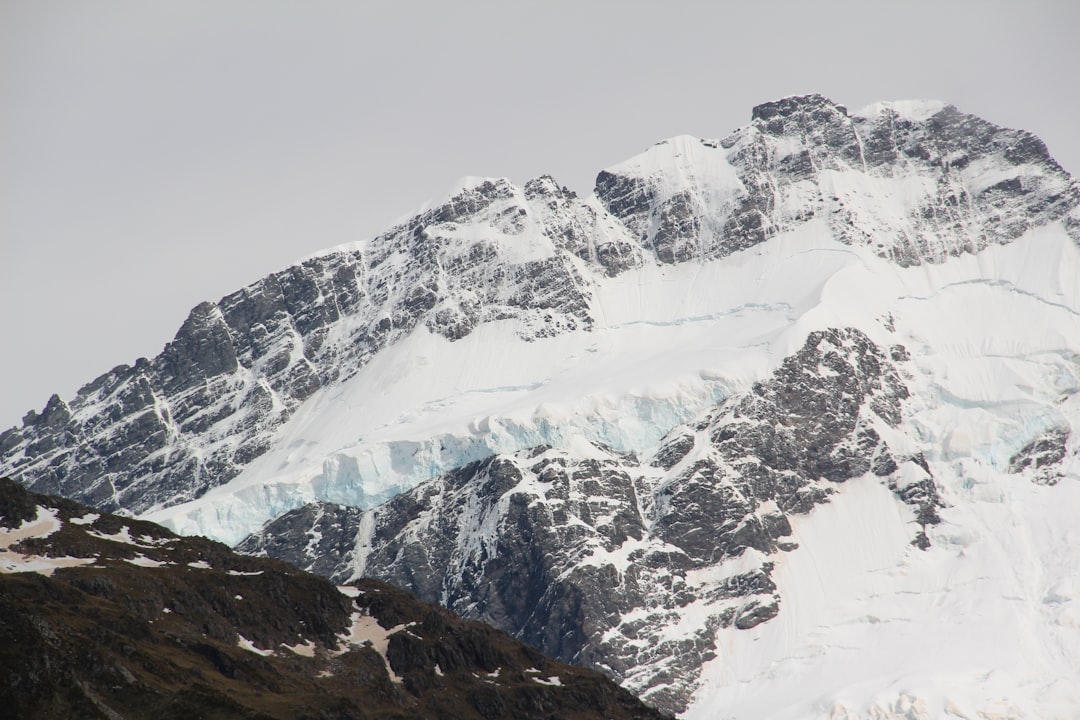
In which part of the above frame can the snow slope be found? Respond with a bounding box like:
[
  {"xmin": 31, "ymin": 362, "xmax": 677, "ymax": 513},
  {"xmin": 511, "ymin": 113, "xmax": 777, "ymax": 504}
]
[
  {"xmin": 681, "ymin": 222, "xmax": 1080, "ymax": 719},
  {"xmin": 688, "ymin": 471, "xmax": 1080, "ymax": 719}
]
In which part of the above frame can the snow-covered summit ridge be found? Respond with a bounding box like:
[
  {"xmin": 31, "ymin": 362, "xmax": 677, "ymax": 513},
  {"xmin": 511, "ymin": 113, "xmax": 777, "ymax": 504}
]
[
  {"xmin": 853, "ymin": 98, "xmax": 949, "ymax": 122},
  {"xmin": 598, "ymin": 92, "xmax": 1077, "ymax": 268},
  {"xmin": 2, "ymin": 94, "xmax": 1077, "ymax": 541}
]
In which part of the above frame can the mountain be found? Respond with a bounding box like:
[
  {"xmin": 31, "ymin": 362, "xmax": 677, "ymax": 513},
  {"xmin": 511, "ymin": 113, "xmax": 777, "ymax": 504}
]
[
  {"xmin": 0, "ymin": 476, "xmax": 668, "ymax": 719},
  {"xmin": 4, "ymin": 94, "xmax": 1080, "ymax": 717}
]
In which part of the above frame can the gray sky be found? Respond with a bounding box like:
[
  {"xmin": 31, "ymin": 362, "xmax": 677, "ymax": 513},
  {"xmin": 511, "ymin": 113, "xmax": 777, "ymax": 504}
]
[{"xmin": 2, "ymin": 0, "xmax": 1078, "ymax": 430}]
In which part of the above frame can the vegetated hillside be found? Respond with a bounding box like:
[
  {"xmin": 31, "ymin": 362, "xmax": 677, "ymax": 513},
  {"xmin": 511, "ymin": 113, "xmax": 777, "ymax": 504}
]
[{"xmin": 0, "ymin": 477, "xmax": 669, "ymax": 720}]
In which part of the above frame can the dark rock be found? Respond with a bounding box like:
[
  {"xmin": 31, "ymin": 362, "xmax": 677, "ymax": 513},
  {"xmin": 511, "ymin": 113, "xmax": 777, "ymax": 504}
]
[
  {"xmin": 156, "ymin": 302, "xmax": 238, "ymax": 395},
  {"xmin": 1009, "ymin": 427, "xmax": 1071, "ymax": 485},
  {"xmin": 734, "ymin": 598, "xmax": 780, "ymax": 629},
  {"xmin": 651, "ymin": 433, "xmax": 695, "ymax": 469}
]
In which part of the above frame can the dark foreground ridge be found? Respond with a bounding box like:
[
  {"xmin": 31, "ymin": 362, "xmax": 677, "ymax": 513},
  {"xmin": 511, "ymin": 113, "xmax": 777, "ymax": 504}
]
[{"xmin": 0, "ymin": 477, "xmax": 670, "ymax": 720}]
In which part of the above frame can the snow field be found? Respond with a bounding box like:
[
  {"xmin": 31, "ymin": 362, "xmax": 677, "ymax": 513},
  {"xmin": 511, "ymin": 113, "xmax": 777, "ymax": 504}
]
[{"xmin": 687, "ymin": 465, "xmax": 1080, "ymax": 719}]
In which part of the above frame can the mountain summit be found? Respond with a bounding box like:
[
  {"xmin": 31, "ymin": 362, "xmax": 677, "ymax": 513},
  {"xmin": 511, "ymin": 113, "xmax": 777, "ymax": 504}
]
[{"xmin": 4, "ymin": 95, "xmax": 1080, "ymax": 717}]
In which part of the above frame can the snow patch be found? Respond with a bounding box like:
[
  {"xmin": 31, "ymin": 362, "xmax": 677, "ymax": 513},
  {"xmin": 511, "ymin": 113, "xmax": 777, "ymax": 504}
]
[
  {"xmin": 125, "ymin": 555, "xmax": 168, "ymax": 568},
  {"xmin": 236, "ymin": 635, "xmax": 273, "ymax": 656},
  {"xmin": 337, "ymin": 584, "xmax": 361, "ymax": 598},
  {"xmin": 338, "ymin": 612, "xmax": 407, "ymax": 683},
  {"xmin": 0, "ymin": 506, "xmax": 95, "ymax": 576},
  {"xmin": 87, "ymin": 526, "xmax": 175, "ymax": 549},
  {"xmin": 0, "ymin": 506, "xmax": 62, "ymax": 545},
  {"xmin": 281, "ymin": 640, "xmax": 316, "ymax": 657}
]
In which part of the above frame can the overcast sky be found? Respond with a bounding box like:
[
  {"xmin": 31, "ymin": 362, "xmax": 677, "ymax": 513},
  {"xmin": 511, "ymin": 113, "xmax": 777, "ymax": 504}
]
[{"xmin": 2, "ymin": 0, "xmax": 1078, "ymax": 430}]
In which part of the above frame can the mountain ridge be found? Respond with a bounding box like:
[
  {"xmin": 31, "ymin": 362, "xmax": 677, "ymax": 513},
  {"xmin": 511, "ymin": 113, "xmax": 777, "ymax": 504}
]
[
  {"xmin": 3, "ymin": 94, "xmax": 1075, "ymax": 543},
  {"xmin": 4, "ymin": 94, "xmax": 1080, "ymax": 717}
]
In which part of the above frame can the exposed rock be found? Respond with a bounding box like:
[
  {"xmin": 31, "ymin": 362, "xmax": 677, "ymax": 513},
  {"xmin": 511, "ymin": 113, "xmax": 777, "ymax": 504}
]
[
  {"xmin": 1009, "ymin": 426, "xmax": 1071, "ymax": 485},
  {"xmin": 1, "ymin": 181, "xmax": 595, "ymax": 517}
]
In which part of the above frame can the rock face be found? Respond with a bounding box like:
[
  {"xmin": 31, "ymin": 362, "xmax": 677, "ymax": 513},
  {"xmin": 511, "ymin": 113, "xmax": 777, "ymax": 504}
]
[
  {"xmin": 0, "ymin": 178, "xmax": 596, "ymax": 517},
  {"xmin": 240, "ymin": 327, "xmax": 940, "ymax": 713},
  {"xmin": 0, "ymin": 477, "xmax": 668, "ymax": 720},
  {"xmin": 1008, "ymin": 426, "xmax": 1071, "ymax": 485},
  {"xmin": 3, "ymin": 95, "xmax": 1075, "ymax": 524}
]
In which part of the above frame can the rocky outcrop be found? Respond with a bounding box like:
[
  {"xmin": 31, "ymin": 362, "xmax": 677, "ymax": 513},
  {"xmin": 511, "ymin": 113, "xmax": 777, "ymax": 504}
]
[{"xmin": 1009, "ymin": 426, "xmax": 1071, "ymax": 485}]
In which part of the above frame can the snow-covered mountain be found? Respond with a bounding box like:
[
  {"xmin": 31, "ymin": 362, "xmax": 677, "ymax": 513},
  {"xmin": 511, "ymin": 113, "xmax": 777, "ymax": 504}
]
[{"xmin": 4, "ymin": 94, "xmax": 1080, "ymax": 717}]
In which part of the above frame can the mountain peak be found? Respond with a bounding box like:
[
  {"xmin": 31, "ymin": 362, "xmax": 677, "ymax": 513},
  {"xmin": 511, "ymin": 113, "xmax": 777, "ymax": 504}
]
[
  {"xmin": 4, "ymin": 95, "xmax": 1077, "ymax": 535},
  {"xmin": 751, "ymin": 92, "xmax": 849, "ymax": 121},
  {"xmin": 3, "ymin": 96, "xmax": 1080, "ymax": 718}
]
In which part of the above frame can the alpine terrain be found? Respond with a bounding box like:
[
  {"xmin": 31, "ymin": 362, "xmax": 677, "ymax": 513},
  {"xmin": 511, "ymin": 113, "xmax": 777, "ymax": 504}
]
[{"xmin": 4, "ymin": 94, "xmax": 1080, "ymax": 718}]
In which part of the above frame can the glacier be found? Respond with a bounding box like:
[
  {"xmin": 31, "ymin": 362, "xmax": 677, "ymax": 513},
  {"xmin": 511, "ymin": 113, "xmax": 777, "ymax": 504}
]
[{"xmin": 148, "ymin": 218, "xmax": 1080, "ymax": 549}]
